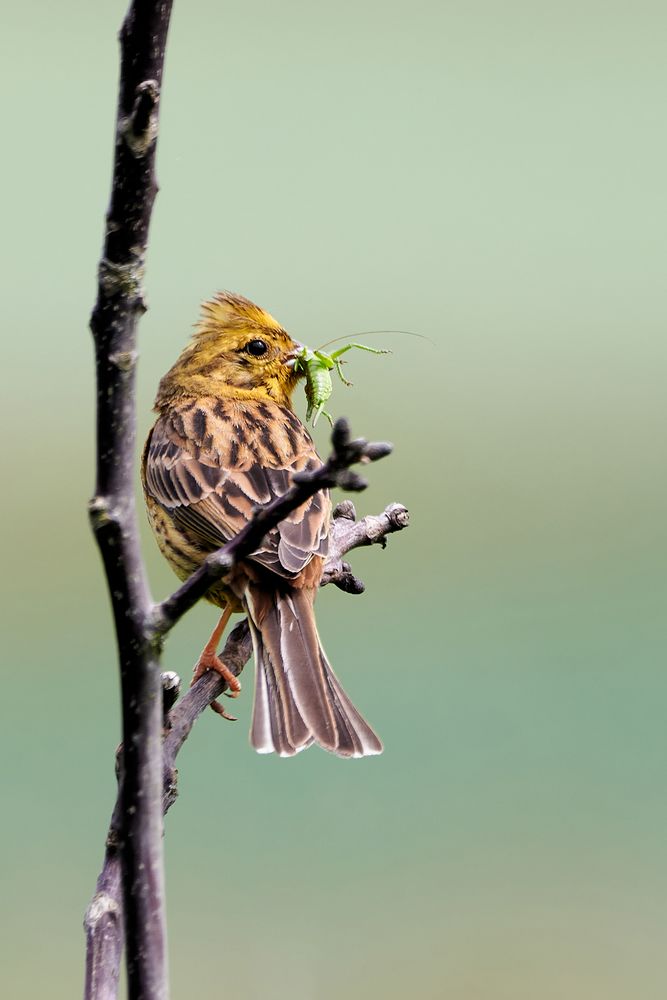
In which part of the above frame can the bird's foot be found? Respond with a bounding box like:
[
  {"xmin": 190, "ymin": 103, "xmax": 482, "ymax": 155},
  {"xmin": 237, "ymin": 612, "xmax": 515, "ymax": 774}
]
[{"xmin": 191, "ymin": 650, "xmax": 241, "ymax": 721}]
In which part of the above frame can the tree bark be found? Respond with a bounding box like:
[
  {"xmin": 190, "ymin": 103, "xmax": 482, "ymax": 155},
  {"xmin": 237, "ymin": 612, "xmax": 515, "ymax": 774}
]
[{"xmin": 88, "ymin": 3, "xmax": 174, "ymax": 998}]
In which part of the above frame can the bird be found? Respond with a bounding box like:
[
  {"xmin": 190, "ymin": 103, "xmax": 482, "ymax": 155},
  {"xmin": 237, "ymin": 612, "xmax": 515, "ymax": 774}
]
[{"xmin": 142, "ymin": 291, "xmax": 383, "ymax": 758}]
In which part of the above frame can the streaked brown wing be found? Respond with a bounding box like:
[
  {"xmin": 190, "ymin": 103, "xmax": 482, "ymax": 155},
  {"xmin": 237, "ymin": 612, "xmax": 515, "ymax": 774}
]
[{"xmin": 143, "ymin": 397, "xmax": 330, "ymax": 578}]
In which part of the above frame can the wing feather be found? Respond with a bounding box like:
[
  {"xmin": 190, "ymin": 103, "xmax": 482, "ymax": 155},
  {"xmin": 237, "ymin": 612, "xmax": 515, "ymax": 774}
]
[{"xmin": 143, "ymin": 397, "xmax": 330, "ymax": 579}]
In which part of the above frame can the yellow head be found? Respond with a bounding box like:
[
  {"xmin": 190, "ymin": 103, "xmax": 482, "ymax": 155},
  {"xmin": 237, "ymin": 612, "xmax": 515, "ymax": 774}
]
[{"xmin": 155, "ymin": 292, "xmax": 302, "ymax": 409}]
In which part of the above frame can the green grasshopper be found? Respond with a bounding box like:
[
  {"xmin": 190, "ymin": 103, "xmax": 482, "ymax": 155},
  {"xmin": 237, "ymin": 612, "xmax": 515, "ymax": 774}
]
[{"xmin": 293, "ymin": 342, "xmax": 390, "ymax": 426}]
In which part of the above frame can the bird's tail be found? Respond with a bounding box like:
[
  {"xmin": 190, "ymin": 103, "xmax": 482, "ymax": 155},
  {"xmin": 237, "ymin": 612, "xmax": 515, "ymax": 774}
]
[{"xmin": 245, "ymin": 584, "xmax": 383, "ymax": 758}]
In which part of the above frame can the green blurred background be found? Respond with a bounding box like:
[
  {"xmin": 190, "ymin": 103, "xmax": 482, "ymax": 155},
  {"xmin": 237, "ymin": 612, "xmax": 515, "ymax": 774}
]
[{"xmin": 2, "ymin": 1, "xmax": 666, "ymax": 997}]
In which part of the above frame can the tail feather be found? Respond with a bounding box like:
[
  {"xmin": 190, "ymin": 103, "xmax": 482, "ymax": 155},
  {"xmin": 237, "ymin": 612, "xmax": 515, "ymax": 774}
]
[
  {"xmin": 322, "ymin": 666, "xmax": 384, "ymax": 757},
  {"xmin": 246, "ymin": 585, "xmax": 382, "ymax": 758},
  {"xmin": 250, "ymin": 624, "xmax": 313, "ymax": 755}
]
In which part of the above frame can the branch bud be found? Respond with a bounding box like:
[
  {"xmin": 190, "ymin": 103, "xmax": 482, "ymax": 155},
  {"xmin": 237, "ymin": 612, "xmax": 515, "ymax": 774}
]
[
  {"xmin": 333, "ymin": 500, "xmax": 357, "ymax": 521},
  {"xmin": 337, "ymin": 470, "xmax": 368, "ymax": 492},
  {"xmin": 362, "ymin": 441, "xmax": 393, "ymax": 462}
]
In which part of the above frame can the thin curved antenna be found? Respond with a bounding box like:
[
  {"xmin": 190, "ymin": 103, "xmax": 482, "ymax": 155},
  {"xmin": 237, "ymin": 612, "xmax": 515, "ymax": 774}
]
[{"xmin": 315, "ymin": 329, "xmax": 435, "ymax": 352}]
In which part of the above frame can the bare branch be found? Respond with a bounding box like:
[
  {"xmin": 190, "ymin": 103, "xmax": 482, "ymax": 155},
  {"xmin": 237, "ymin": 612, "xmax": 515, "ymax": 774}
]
[
  {"xmin": 161, "ymin": 670, "xmax": 181, "ymax": 718},
  {"xmin": 162, "ymin": 620, "xmax": 254, "ymax": 809},
  {"xmin": 84, "ymin": 500, "xmax": 408, "ymax": 992},
  {"xmin": 322, "ymin": 501, "xmax": 410, "ymax": 589},
  {"xmin": 150, "ymin": 417, "xmax": 393, "ymax": 637},
  {"xmin": 83, "ymin": 862, "xmax": 123, "ymax": 1000},
  {"xmin": 86, "ymin": 3, "xmax": 174, "ymax": 1000}
]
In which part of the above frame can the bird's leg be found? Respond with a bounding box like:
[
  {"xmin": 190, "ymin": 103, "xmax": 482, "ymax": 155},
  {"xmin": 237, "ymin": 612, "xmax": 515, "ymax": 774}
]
[{"xmin": 192, "ymin": 605, "xmax": 241, "ymax": 720}]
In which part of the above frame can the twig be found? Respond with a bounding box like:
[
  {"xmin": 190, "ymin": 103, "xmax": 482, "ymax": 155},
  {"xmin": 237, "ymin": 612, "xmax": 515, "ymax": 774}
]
[
  {"xmin": 321, "ymin": 500, "xmax": 410, "ymax": 592},
  {"xmin": 83, "ymin": 859, "xmax": 123, "ymax": 1000},
  {"xmin": 85, "ymin": 501, "xmax": 409, "ymax": 992},
  {"xmin": 87, "ymin": 3, "xmax": 173, "ymax": 999},
  {"xmin": 163, "ymin": 622, "xmax": 253, "ymax": 795},
  {"xmin": 149, "ymin": 417, "xmax": 392, "ymax": 637}
]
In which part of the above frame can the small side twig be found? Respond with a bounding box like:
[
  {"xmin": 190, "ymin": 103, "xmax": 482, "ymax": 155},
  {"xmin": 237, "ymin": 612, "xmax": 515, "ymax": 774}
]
[
  {"xmin": 321, "ymin": 500, "xmax": 410, "ymax": 591},
  {"xmin": 83, "ymin": 866, "xmax": 122, "ymax": 1000}
]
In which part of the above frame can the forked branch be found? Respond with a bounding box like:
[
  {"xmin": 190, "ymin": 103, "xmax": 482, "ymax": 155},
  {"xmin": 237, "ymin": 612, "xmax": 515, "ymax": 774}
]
[{"xmin": 84, "ymin": 497, "xmax": 408, "ymax": 998}]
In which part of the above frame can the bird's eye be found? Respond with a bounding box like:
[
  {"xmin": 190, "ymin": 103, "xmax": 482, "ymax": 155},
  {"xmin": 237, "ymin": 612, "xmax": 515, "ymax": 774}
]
[{"xmin": 245, "ymin": 339, "xmax": 268, "ymax": 357}]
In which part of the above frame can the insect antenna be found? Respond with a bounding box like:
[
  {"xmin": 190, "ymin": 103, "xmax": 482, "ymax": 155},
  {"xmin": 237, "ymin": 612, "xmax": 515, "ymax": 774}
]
[{"xmin": 315, "ymin": 329, "xmax": 435, "ymax": 351}]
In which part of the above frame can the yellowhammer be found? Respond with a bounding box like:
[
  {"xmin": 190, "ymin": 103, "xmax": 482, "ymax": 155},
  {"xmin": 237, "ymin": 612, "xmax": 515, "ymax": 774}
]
[{"xmin": 142, "ymin": 291, "xmax": 382, "ymax": 758}]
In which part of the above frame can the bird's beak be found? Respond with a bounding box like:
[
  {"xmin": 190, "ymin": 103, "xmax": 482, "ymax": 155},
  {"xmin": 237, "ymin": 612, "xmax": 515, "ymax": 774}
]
[{"xmin": 284, "ymin": 342, "xmax": 304, "ymax": 370}]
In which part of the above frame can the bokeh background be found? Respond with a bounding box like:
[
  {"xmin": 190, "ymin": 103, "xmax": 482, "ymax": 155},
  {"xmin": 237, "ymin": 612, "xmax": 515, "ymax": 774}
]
[{"xmin": 2, "ymin": 1, "xmax": 666, "ymax": 997}]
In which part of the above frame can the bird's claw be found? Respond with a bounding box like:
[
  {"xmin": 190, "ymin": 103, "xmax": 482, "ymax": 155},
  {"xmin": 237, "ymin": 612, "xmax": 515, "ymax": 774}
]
[
  {"xmin": 191, "ymin": 651, "xmax": 241, "ymax": 720},
  {"xmin": 191, "ymin": 652, "xmax": 241, "ymax": 695},
  {"xmin": 210, "ymin": 700, "xmax": 238, "ymax": 722}
]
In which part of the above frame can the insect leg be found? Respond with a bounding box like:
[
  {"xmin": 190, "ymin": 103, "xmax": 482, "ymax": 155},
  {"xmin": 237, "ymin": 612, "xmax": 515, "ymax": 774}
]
[
  {"xmin": 329, "ymin": 343, "xmax": 391, "ymax": 359},
  {"xmin": 333, "ymin": 359, "xmax": 353, "ymax": 386}
]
